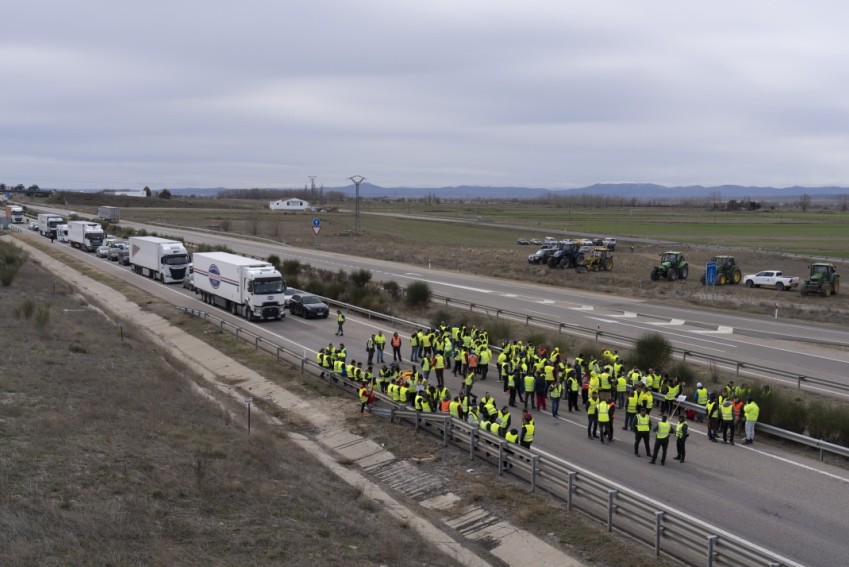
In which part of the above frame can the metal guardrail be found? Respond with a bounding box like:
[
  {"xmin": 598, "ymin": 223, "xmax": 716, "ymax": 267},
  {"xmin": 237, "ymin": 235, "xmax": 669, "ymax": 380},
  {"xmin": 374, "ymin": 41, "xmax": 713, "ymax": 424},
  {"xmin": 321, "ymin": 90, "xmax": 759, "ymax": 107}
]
[
  {"xmin": 175, "ymin": 305, "xmax": 803, "ymax": 567},
  {"xmin": 429, "ymin": 292, "xmax": 849, "ymax": 397}
]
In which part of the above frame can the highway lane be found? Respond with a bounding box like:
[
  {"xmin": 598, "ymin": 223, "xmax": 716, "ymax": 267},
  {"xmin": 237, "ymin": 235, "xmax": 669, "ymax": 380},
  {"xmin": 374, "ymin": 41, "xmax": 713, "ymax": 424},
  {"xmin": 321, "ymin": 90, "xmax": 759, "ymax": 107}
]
[{"xmin": 21, "ymin": 232, "xmax": 847, "ymax": 567}]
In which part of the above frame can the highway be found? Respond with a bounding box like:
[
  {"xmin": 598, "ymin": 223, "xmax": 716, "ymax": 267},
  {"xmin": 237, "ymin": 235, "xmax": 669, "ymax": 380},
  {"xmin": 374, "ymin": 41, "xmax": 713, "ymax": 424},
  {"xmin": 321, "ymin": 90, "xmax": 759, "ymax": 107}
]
[{"xmin": 17, "ymin": 226, "xmax": 849, "ymax": 567}]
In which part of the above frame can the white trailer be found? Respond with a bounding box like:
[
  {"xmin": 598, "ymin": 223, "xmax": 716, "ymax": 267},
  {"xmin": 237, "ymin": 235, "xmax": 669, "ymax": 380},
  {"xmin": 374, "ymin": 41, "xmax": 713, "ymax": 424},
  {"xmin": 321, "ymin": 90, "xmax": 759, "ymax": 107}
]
[
  {"xmin": 97, "ymin": 206, "xmax": 120, "ymax": 223},
  {"xmin": 67, "ymin": 220, "xmax": 105, "ymax": 251},
  {"xmin": 128, "ymin": 236, "xmax": 190, "ymax": 284},
  {"xmin": 5, "ymin": 205, "xmax": 24, "ymax": 223},
  {"xmin": 57, "ymin": 224, "xmax": 70, "ymax": 243},
  {"xmin": 192, "ymin": 251, "xmax": 286, "ymax": 321},
  {"xmin": 37, "ymin": 213, "xmax": 64, "ymax": 238}
]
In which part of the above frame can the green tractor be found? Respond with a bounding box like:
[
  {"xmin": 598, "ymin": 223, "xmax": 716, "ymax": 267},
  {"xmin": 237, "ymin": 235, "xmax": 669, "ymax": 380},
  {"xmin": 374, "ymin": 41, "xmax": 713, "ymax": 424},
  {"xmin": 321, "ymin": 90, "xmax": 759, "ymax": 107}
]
[
  {"xmin": 700, "ymin": 255, "xmax": 742, "ymax": 285},
  {"xmin": 800, "ymin": 263, "xmax": 839, "ymax": 296},
  {"xmin": 651, "ymin": 251, "xmax": 689, "ymax": 281}
]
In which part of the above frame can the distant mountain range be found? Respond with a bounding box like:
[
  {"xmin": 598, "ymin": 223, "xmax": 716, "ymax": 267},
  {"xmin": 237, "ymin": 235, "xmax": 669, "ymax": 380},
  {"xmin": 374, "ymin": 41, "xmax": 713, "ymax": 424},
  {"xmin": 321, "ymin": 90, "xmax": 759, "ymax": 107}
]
[{"xmin": 57, "ymin": 183, "xmax": 849, "ymax": 200}]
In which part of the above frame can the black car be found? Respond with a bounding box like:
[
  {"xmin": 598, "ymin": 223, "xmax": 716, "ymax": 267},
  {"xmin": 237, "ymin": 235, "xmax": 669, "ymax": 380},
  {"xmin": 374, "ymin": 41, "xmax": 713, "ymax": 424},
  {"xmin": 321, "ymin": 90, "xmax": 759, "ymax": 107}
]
[
  {"xmin": 288, "ymin": 294, "xmax": 329, "ymax": 319},
  {"xmin": 119, "ymin": 249, "xmax": 130, "ymax": 265}
]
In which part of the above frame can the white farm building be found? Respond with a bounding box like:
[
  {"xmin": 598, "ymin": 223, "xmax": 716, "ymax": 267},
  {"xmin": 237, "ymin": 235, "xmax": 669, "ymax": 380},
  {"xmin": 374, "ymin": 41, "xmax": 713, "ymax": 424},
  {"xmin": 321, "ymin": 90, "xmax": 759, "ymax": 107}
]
[{"xmin": 269, "ymin": 198, "xmax": 310, "ymax": 212}]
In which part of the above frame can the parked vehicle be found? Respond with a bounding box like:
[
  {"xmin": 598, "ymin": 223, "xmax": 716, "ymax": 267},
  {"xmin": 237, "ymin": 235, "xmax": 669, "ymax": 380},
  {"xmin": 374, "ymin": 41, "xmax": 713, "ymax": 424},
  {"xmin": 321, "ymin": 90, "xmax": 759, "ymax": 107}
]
[
  {"xmin": 701, "ymin": 256, "xmax": 742, "ymax": 285},
  {"xmin": 182, "ymin": 271, "xmax": 194, "ymax": 291},
  {"xmin": 543, "ymin": 236, "xmax": 557, "ymax": 245},
  {"xmin": 800, "ymin": 263, "xmax": 839, "ymax": 297},
  {"xmin": 528, "ymin": 245, "xmax": 556, "ymax": 264},
  {"xmin": 56, "ymin": 224, "xmax": 69, "ymax": 243},
  {"xmin": 584, "ymin": 247, "xmax": 614, "ymax": 271},
  {"xmin": 529, "ymin": 238, "xmax": 542, "ymax": 245},
  {"xmin": 547, "ymin": 241, "xmax": 585, "ymax": 269},
  {"xmin": 651, "ymin": 251, "xmax": 689, "ymax": 281},
  {"xmin": 288, "ymin": 293, "xmax": 329, "ymax": 319},
  {"xmin": 28, "ymin": 221, "xmax": 38, "ymax": 231},
  {"xmin": 743, "ymin": 270, "xmax": 799, "ymax": 291},
  {"xmin": 108, "ymin": 242, "xmax": 127, "ymax": 261},
  {"xmin": 5, "ymin": 205, "xmax": 24, "ymax": 224},
  {"xmin": 516, "ymin": 238, "xmax": 530, "ymax": 245},
  {"xmin": 192, "ymin": 251, "xmax": 286, "ymax": 320},
  {"xmin": 602, "ymin": 237, "xmax": 617, "ymax": 251},
  {"xmin": 68, "ymin": 220, "xmax": 106, "ymax": 252},
  {"xmin": 128, "ymin": 237, "xmax": 190, "ymax": 283},
  {"xmin": 283, "ymin": 287, "xmax": 304, "ymax": 307},
  {"xmin": 96, "ymin": 245, "xmax": 111, "ymax": 258},
  {"xmin": 119, "ymin": 249, "xmax": 130, "ymax": 266},
  {"xmin": 37, "ymin": 213, "xmax": 64, "ymax": 239},
  {"xmin": 97, "ymin": 206, "xmax": 120, "ymax": 223}
]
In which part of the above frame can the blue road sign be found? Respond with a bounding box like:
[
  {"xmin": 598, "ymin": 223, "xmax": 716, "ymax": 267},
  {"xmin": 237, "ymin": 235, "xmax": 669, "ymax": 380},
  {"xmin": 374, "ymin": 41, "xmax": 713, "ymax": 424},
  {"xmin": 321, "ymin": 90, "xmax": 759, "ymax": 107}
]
[
  {"xmin": 312, "ymin": 218, "xmax": 321, "ymax": 227},
  {"xmin": 705, "ymin": 262, "xmax": 717, "ymax": 285}
]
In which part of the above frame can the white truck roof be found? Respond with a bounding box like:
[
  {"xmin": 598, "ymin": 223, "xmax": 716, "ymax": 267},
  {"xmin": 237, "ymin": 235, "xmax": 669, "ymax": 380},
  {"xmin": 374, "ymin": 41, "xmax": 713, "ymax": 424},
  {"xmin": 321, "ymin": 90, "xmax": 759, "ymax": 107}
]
[{"xmin": 194, "ymin": 251, "xmax": 271, "ymax": 268}]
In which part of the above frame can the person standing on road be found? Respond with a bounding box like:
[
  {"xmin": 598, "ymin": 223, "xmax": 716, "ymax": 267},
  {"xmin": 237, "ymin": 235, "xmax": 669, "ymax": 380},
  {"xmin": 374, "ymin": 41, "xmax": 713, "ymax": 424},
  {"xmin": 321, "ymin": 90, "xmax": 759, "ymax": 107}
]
[
  {"xmin": 649, "ymin": 414, "xmax": 671, "ymax": 465},
  {"xmin": 375, "ymin": 331, "xmax": 386, "ymax": 363},
  {"xmin": 597, "ymin": 394, "xmax": 610, "ymax": 444},
  {"xmin": 366, "ymin": 334, "xmax": 376, "ymax": 366},
  {"xmin": 586, "ymin": 391, "xmax": 600, "ymax": 439},
  {"xmin": 674, "ymin": 414, "xmax": 689, "ymax": 463},
  {"xmin": 705, "ymin": 393, "xmax": 720, "ymax": 442},
  {"xmin": 549, "ymin": 379, "xmax": 562, "ymax": 419},
  {"xmin": 335, "ymin": 310, "xmax": 346, "ymax": 336},
  {"xmin": 390, "ymin": 332, "xmax": 402, "ymax": 362},
  {"xmin": 743, "ymin": 396, "xmax": 760, "ymax": 444},
  {"xmin": 634, "ymin": 407, "xmax": 651, "ymax": 456},
  {"xmin": 520, "ymin": 413, "xmax": 535, "ymax": 449},
  {"xmin": 720, "ymin": 395, "xmax": 736, "ymax": 444}
]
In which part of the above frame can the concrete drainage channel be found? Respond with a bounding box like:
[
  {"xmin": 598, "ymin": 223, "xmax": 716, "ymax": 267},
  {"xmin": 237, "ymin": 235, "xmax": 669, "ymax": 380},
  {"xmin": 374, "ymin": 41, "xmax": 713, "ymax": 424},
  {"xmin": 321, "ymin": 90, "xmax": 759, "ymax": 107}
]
[{"xmin": 14, "ymin": 238, "xmax": 585, "ymax": 567}]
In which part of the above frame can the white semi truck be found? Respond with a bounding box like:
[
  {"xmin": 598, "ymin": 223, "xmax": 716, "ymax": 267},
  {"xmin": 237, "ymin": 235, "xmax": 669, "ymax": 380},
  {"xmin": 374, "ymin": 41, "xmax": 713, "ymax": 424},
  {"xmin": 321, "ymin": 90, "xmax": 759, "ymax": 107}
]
[
  {"xmin": 5, "ymin": 205, "xmax": 24, "ymax": 223},
  {"xmin": 192, "ymin": 252, "xmax": 286, "ymax": 321},
  {"xmin": 67, "ymin": 220, "xmax": 105, "ymax": 251},
  {"xmin": 128, "ymin": 236, "xmax": 190, "ymax": 284},
  {"xmin": 37, "ymin": 213, "xmax": 64, "ymax": 239}
]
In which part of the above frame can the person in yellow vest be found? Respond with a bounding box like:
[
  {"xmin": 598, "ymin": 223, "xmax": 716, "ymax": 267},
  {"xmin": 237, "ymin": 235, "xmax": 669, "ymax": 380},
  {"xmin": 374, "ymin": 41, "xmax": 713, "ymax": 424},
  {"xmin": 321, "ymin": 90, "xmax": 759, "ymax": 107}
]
[
  {"xmin": 586, "ymin": 391, "xmax": 600, "ymax": 439},
  {"xmin": 358, "ymin": 383, "xmax": 371, "ymax": 414},
  {"xmin": 410, "ymin": 330, "xmax": 420, "ymax": 363},
  {"xmin": 448, "ymin": 396, "xmax": 461, "ymax": 418},
  {"xmin": 615, "ymin": 375, "xmax": 628, "ymax": 409},
  {"xmin": 523, "ymin": 372, "xmax": 536, "ymax": 412},
  {"xmin": 335, "ymin": 310, "xmax": 345, "ymax": 336},
  {"xmin": 399, "ymin": 382, "xmax": 410, "ymax": 407},
  {"xmin": 634, "ymin": 407, "xmax": 651, "ymax": 456},
  {"xmin": 596, "ymin": 394, "xmax": 610, "ymax": 444},
  {"xmin": 720, "ymin": 395, "xmax": 736, "ymax": 444},
  {"xmin": 639, "ymin": 387, "xmax": 654, "ymax": 415},
  {"xmin": 566, "ymin": 373, "xmax": 580, "ymax": 412},
  {"xmin": 421, "ymin": 355, "xmax": 432, "ymax": 381},
  {"xmin": 706, "ymin": 393, "xmax": 720, "ymax": 442},
  {"xmin": 478, "ymin": 346, "xmax": 492, "ymax": 381},
  {"xmin": 649, "ymin": 414, "xmax": 672, "ymax": 465},
  {"xmin": 549, "ymin": 379, "xmax": 563, "ymax": 419},
  {"xmin": 743, "ymin": 396, "xmax": 760, "ymax": 444},
  {"xmin": 624, "ymin": 385, "xmax": 640, "ymax": 431},
  {"xmin": 520, "ymin": 413, "xmax": 535, "ymax": 449},
  {"xmin": 628, "ymin": 367, "xmax": 642, "ymax": 386},
  {"xmin": 674, "ymin": 414, "xmax": 689, "ymax": 463},
  {"xmin": 375, "ymin": 331, "xmax": 386, "ymax": 363},
  {"xmin": 463, "ymin": 368, "xmax": 476, "ymax": 397}
]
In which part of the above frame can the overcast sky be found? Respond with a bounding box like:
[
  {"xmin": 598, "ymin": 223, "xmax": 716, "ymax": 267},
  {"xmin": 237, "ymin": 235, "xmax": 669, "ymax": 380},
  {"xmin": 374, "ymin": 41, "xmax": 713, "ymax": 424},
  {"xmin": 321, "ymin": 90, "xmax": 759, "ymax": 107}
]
[{"xmin": 2, "ymin": 1, "xmax": 848, "ymax": 191}]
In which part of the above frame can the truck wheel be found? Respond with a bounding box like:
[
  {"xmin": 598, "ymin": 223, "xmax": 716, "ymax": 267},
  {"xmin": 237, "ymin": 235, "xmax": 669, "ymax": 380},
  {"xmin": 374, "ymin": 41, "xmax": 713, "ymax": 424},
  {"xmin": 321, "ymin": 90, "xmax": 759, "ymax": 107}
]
[
  {"xmin": 824, "ymin": 285, "xmax": 832, "ymax": 297},
  {"xmin": 746, "ymin": 280, "xmax": 754, "ymax": 288},
  {"xmin": 776, "ymin": 282, "xmax": 785, "ymax": 292},
  {"xmin": 668, "ymin": 270, "xmax": 678, "ymax": 281},
  {"xmin": 651, "ymin": 268, "xmax": 660, "ymax": 281},
  {"xmin": 732, "ymin": 270, "xmax": 742, "ymax": 284},
  {"xmin": 576, "ymin": 253, "xmax": 585, "ymax": 266},
  {"xmin": 602, "ymin": 258, "xmax": 613, "ymax": 271},
  {"xmin": 833, "ymin": 278, "xmax": 840, "ymax": 295},
  {"xmin": 680, "ymin": 266, "xmax": 689, "ymax": 279},
  {"xmin": 718, "ymin": 274, "xmax": 727, "ymax": 285}
]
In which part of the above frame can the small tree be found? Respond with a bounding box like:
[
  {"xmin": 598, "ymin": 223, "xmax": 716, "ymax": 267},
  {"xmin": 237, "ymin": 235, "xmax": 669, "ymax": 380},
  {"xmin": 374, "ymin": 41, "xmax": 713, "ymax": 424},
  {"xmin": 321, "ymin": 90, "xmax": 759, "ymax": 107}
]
[
  {"xmin": 799, "ymin": 193, "xmax": 811, "ymax": 212},
  {"xmin": 143, "ymin": 186, "xmax": 152, "ymax": 197},
  {"xmin": 159, "ymin": 188, "xmax": 172, "ymax": 199},
  {"xmin": 351, "ymin": 269, "xmax": 372, "ymax": 287},
  {"xmin": 405, "ymin": 281, "xmax": 432, "ymax": 309},
  {"xmin": 631, "ymin": 333, "xmax": 672, "ymax": 371}
]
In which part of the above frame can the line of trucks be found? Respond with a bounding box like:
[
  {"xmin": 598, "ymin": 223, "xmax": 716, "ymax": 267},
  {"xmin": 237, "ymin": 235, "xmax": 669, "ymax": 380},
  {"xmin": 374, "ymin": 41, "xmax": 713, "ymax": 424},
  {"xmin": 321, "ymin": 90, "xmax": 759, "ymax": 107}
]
[{"xmin": 32, "ymin": 211, "xmax": 287, "ymax": 321}]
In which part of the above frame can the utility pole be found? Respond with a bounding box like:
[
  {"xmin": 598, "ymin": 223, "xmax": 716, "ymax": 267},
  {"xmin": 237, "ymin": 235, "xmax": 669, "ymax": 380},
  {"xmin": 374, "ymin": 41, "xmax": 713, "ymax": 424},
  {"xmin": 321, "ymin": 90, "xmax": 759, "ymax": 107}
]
[
  {"xmin": 308, "ymin": 176, "xmax": 317, "ymax": 205},
  {"xmin": 348, "ymin": 175, "xmax": 366, "ymax": 231}
]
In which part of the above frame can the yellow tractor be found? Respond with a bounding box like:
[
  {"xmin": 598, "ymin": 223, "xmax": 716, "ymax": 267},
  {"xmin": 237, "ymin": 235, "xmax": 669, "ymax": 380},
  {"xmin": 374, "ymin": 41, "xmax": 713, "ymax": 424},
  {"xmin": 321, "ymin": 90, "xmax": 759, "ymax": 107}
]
[{"xmin": 583, "ymin": 247, "xmax": 614, "ymax": 272}]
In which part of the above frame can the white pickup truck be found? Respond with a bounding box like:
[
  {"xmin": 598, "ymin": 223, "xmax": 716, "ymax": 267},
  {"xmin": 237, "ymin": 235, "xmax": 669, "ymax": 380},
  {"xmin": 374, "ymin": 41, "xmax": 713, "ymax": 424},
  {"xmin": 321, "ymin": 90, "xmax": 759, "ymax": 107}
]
[{"xmin": 743, "ymin": 270, "xmax": 800, "ymax": 291}]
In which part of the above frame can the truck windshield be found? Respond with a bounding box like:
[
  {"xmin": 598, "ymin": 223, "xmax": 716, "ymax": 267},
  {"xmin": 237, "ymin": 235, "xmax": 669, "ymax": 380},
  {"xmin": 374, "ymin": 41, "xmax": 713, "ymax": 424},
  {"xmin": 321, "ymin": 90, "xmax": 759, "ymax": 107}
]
[
  {"xmin": 253, "ymin": 277, "xmax": 284, "ymax": 294},
  {"xmin": 89, "ymin": 234, "xmax": 104, "ymax": 245},
  {"xmin": 162, "ymin": 254, "xmax": 190, "ymax": 265},
  {"xmin": 48, "ymin": 220, "xmax": 61, "ymax": 228}
]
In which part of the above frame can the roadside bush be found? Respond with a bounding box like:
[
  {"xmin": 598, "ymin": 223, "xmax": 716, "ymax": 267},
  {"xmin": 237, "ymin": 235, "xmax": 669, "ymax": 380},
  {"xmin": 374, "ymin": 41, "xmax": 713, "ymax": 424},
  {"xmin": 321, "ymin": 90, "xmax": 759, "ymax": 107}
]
[
  {"xmin": 196, "ymin": 243, "xmax": 233, "ymax": 253},
  {"xmin": 669, "ymin": 362, "xmax": 696, "ymax": 388},
  {"xmin": 484, "ymin": 320, "xmax": 511, "ymax": 344},
  {"xmin": 430, "ymin": 309, "xmax": 455, "ymax": 330},
  {"xmin": 281, "ymin": 259, "xmax": 301, "ymax": 276},
  {"xmin": 14, "ymin": 299, "xmax": 36, "ymax": 319},
  {"xmin": 766, "ymin": 394, "xmax": 807, "ymax": 434},
  {"xmin": 524, "ymin": 332, "xmax": 548, "ymax": 348},
  {"xmin": 267, "ymin": 254, "xmax": 282, "ymax": 270},
  {"xmin": 807, "ymin": 401, "xmax": 848, "ymax": 443},
  {"xmin": 630, "ymin": 333, "xmax": 672, "ymax": 371},
  {"xmin": 0, "ymin": 241, "xmax": 27, "ymax": 286},
  {"xmin": 303, "ymin": 281, "xmax": 326, "ymax": 297},
  {"xmin": 383, "ymin": 280, "xmax": 401, "ymax": 299},
  {"xmin": 34, "ymin": 304, "xmax": 51, "ymax": 330},
  {"xmin": 350, "ymin": 269, "xmax": 372, "ymax": 288},
  {"xmin": 405, "ymin": 281, "xmax": 432, "ymax": 309}
]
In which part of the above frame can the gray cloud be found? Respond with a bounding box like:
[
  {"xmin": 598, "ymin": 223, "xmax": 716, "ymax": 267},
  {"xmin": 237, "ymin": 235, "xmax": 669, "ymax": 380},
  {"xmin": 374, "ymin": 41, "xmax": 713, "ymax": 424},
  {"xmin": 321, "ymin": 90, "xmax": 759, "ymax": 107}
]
[{"xmin": 2, "ymin": 0, "xmax": 849, "ymax": 190}]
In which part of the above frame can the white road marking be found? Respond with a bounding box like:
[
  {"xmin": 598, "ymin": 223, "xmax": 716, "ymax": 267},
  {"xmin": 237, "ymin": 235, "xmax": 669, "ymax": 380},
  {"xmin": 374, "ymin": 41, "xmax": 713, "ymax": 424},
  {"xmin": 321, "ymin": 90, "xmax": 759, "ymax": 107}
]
[
  {"xmin": 648, "ymin": 319, "xmax": 685, "ymax": 326},
  {"xmin": 693, "ymin": 326, "xmax": 734, "ymax": 334}
]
